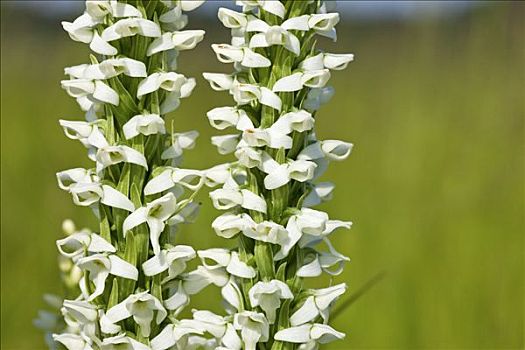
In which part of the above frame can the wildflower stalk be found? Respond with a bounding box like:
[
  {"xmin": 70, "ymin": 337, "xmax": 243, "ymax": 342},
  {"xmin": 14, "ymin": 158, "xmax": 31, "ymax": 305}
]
[
  {"xmin": 37, "ymin": 1, "xmax": 210, "ymax": 349},
  {"xmin": 201, "ymin": 0, "xmax": 355, "ymax": 349}
]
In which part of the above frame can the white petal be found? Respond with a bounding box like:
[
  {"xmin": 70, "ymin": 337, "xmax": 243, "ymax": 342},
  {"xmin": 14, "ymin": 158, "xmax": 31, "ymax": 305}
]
[
  {"xmin": 282, "ymin": 15, "xmax": 310, "ymax": 31},
  {"xmin": 300, "ymin": 53, "xmax": 325, "ymax": 71},
  {"xmin": 90, "ymin": 32, "xmax": 118, "ymax": 56},
  {"xmin": 109, "ymin": 255, "xmax": 139, "ymax": 280},
  {"xmin": 248, "ymin": 33, "xmax": 269, "ymax": 48},
  {"xmin": 206, "ymin": 106, "xmax": 242, "ymax": 129},
  {"xmin": 101, "ymin": 185, "xmax": 135, "ymax": 211},
  {"xmin": 218, "ymin": 7, "xmax": 248, "ymax": 29},
  {"xmin": 241, "ymin": 48, "xmax": 271, "ymax": 68},
  {"xmin": 180, "ymin": 0, "xmax": 206, "ymax": 11},
  {"xmin": 123, "ymin": 207, "xmax": 148, "ymax": 234},
  {"xmin": 106, "ymin": 299, "xmax": 132, "ymax": 323},
  {"xmin": 261, "ymin": 0, "xmax": 286, "ymax": 18},
  {"xmin": 240, "ymin": 189, "xmax": 267, "ymax": 213},
  {"xmin": 324, "ymin": 53, "xmax": 354, "ymax": 70},
  {"xmin": 259, "ymin": 87, "xmax": 282, "ymax": 111},
  {"xmin": 160, "ymin": 92, "xmax": 181, "ymax": 114},
  {"xmin": 88, "ymin": 233, "xmax": 116, "ymax": 253},
  {"xmin": 290, "ymin": 297, "xmax": 319, "ymax": 326},
  {"xmin": 273, "ymin": 73, "xmax": 303, "ymax": 92},
  {"xmin": 301, "ymin": 69, "xmax": 331, "ymax": 89},
  {"xmin": 198, "ymin": 248, "xmax": 231, "ymax": 267},
  {"xmin": 310, "ymin": 324, "xmax": 345, "ymax": 343},
  {"xmin": 263, "ymin": 164, "xmax": 290, "ymax": 190},
  {"xmin": 172, "ymin": 30, "xmax": 205, "ymax": 50},
  {"xmin": 151, "ymin": 325, "xmax": 177, "ymax": 350},
  {"xmin": 274, "ymin": 324, "xmax": 312, "ymax": 343},
  {"xmin": 211, "ymin": 134, "xmax": 240, "ymax": 155},
  {"xmin": 203, "ymin": 73, "xmax": 234, "ymax": 91},
  {"xmin": 93, "ymin": 80, "xmax": 119, "ymax": 105},
  {"xmin": 142, "ymin": 250, "xmax": 169, "ymax": 276},
  {"xmin": 147, "ymin": 33, "xmax": 175, "ymax": 55},
  {"xmin": 296, "ymin": 255, "xmax": 323, "ymax": 277},
  {"xmin": 227, "ymin": 252, "xmax": 256, "ymax": 278},
  {"xmin": 321, "ymin": 140, "xmax": 353, "ymax": 160}
]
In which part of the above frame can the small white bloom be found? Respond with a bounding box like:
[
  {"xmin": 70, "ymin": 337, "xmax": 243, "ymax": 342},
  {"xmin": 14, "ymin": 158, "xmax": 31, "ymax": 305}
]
[
  {"xmin": 61, "ymin": 13, "xmax": 100, "ymax": 43},
  {"xmin": 233, "ymin": 311, "xmax": 269, "ymax": 350},
  {"xmin": 123, "ymin": 113, "xmax": 166, "ymax": 139},
  {"xmin": 56, "ymin": 168, "xmax": 98, "ymax": 191},
  {"xmin": 100, "ymin": 334, "xmax": 150, "ymax": 350},
  {"xmin": 150, "ymin": 320, "xmax": 204, "ymax": 350},
  {"xmin": 235, "ymin": 146, "xmax": 262, "ymax": 168},
  {"xmin": 211, "ymin": 212, "xmax": 250, "ymax": 238},
  {"xmin": 303, "ymin": 86, "xmax": 335, "ymax": 111},
  {"xmin": 202, "ymin": 73, "xmax": 235, "ymax": 92},
  {"xmin": 144, "ymin": 167, "xmax": 203, "ymax": 195},
  {"xmin": 198, "ymin": 248, "xmax": 256, "ymax": 278},
  {"xmin": 96, "ymin": 145, "xmax": 148, "ymax": 172},
  {"xmin": 302, "ymin": 182, "xmax": 335, "ymax": 207},
  {"xmin": 272, "ymin": 69, "xmax": 331, "ymax": 92},
  {"xmin": 67, "ymin": 182, "xmax": 135, "ymax": 212},
  {"xmin": 147, "ymin": 30, "xmax": 205, "ymax": 55},
  {"xmin": 142, "ymin": 245, "xmax": 196, "ymax": 279},
  {"xmin": 76, "ymin": 253, "xmax": 138, "ymax": 300},
  {"xmin": 123, "ymin": 193, "xmax": 178, "ymax": 254},
  {"xmin": 290, "ymin": 283, "xmax": 347, "ymax": 326},
  {"xmin": 61, "ymin": 79, "xmax": 119, "ymax": 106},
  {"xmin": 249, "ymin": 280, "xmax": 293, "ymax": 323},
  {"xmin": 85, "ymin": 1, "xmax": 143, "ymax": 19},
  {"xmin": 102, "ymin": 18, "xmax": 161, "ymax": 42},
  {"xmin": 320, "ymin": 140, "xmax": 353, "ymax": 161},
  {"xmin": 161, "ymin": 130, "xmax": 199, "ymax": 160},
  {"xmin": 52, "ymin": 333, "xmax": 93, "ymax": 350},
  {"xmin": 105, "ymin": 291, "xmax": 167, "ymax": 337},
  {"xmin": 246, "ymin": 16, "xmax": 309, "ymax": 55},
  {"xmin": 308, "ymin": 13, "xmax": 340, "ymax": 40},
  {"xmin": 274, "ymin": 323, "xmax": 345, "ymax": 345},
  {"xmin": 237, "ymin": 0, "xmax": 286, "ymax": 19},
  {"xmin": 209, "ymin": 188, "xmax": 267, "ymax": 213},
  {"xmin": 137, "ymin": 72, "xmax": 189, "ymax": 98},
  {"xmin": 211, "ymin": 134, "xmax": 240, "ymax": 155},
  {"xmin": 258, "ymin": 152, "xmax": 317, "ymax": 190},
  {"xmin": 218, "ymin": 8, "xmax": 248, "ymax": 29},
  {"xmin": 56, "ymin": 230, "xmax": 115, "ymax": 260},
  {"xmin": 206, "ymin": 106, "xmax": 245, "ymax": 129},
  {"xmin": 212, "ymin": 44, "xmax": 270, "ymax": 68}
]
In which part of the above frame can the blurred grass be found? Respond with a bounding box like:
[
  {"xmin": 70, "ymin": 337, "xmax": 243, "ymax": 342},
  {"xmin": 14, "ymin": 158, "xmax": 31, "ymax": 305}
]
[{"xmin": 1, "ymin": 2, "xmax": 524, "ymax": 349}]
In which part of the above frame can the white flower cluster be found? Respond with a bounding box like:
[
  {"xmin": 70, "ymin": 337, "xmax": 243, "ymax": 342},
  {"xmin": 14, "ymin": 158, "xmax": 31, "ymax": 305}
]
[
  {"xmin": 35, "ymin": 1, "xmax": 221, "ymax": 349},
  {"xmin": 195, "ymin": 0, "xmax": 354, "ymax": 348}
]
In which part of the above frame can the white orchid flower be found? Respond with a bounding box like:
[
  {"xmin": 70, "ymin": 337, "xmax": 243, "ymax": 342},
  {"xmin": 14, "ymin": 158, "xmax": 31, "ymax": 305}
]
[
  {"xmin": 308, "ymin": 13, "xmax": 340, "ymax": 40},
  {"xmin": 96, "ymin": 145, "xmax": 148, "ymax": 173},
  {"xmin": 246, "ymin": 15, "xmax": 309, "ymax": 55},
  {"xmin": 236, "ymin": 113, "xmax": 294, "ymax": 149},
  {"xmin": 259, "ymin": 152, "xmax": 317, "ymax": 190},
  {"xmin": 184, "ymin": 265, "xmax": 230, "ymax": 294},
  {"xmin": 76, "ymin": 253, "xmax": 138, "ymax": 300},
  {"xmin": 105, "ymin": 291, "xmax": 167, "ymax": 337},
  {"xmin": 56, "ymin": 230, "xmax": 115, "ymax": 260},
  {"xmin": 300, "ymin": 52, "xmax": 354, "ymax": 71},
  {"xmin": 61, "ymin": 13, "xmax": 100, "ymax": 44},
  {"xmin": 61, "ymin": 78, "xmax": 119, "ymax": 106},
  {"xmin": 233, "ymin": 311, "xmax": 269, "ymax": 350},
  {"xmin": 235, "ymin": 145, "xmax": 262, "ymax": 168},
  {"xmin": 100, "ymin": 334, "xmax": 150, "ymax": 350},
  {"xmin": 102, "ymin": 18, "xmax": 161, "ymax": 42},
  {"xmin": 302, "ymin": 182, "xmax": 335, "ymax": 207},
  {"xmin": 212, "ymin": 43, "xmax": 270, "ymax": 68},
  {"xmin": 303, "ymin": 86, "xmax": 335, "ymax": 111},
  {"xmin": 203, "ymin": 163, "xmax": 232, "ymax": 187},
  {"xmin": 67, "ymin": 182, "xmax": 135, "ymax": 212},
  {"xmin": 211, "ymin": 134, "xmax": 240, "ymax": 155},
  {"xmin": 56, "ymin": 168, "xmax": 98, "ymax": 191},
  {"xmin": 297, "ymin": 245, "xmax": 350, "ymax": 277},
  {"xmin": 248, "ymin": 280, "xmax": 293, "ymax": 323},
  {"xmin": 202, "ymin": 73, "xmax": 235, "ymax": 92},
  {"xmin": 298, "ymin": 140, "xmax": 353, "ymax": 162},
  {"xmin": 137, "ymin": 72, "xmax": 186, "ymax": 97},
  {"xmin": 158, "ymin": 5, "xmax": 188, "ymax": 30},
  {"xmin": 191, "ymin": 310, "xmax": 242, "ymax": 349},
  {"xmin": 148, "ymin": 30, "xmax": 205, "ymax": 55},
  {"xmin": 85, "ymin": 1, "xmax": 143, "ymax": 20},
  {"xmin": 230, "ymin": 81, "xmax": 282, "ymax": 111},
  {"xmin": 218, "ymin": 7, "xmax": 248, "ymax": 29},
  {"xmin": 67, "ymin": 58, "xmax": 147, "ymax": 80},
  {"xmin": 59, "ymin": 119, "xmax": 108, "ymax": 159},
  {"xmin": 211, "ymin": 212, "xmax": 250, "ymax": 238},
  {"xmin": 272, "ymin": 69, "xmax": 331, "ymax": 92},
  {"xmin": 206, "ymin": 106, "xmax": 246, "ymax": 129},
  {"xmin": 209, "ymin": 188, "xmax": 267, "ymax": 213},
  {"xmin": 52, "ymin": 333, "xmax": 94, "ymax": 350},
  {"xmin": 62, "ymin": 299, "xmax": 98, "ymax": 326},
  {"xmin": 274, "ymin": 323, "xmax": 345, "ymax": 345},
  {"xmin": 161, "ymin": 130, "xmax": 199, "ymax": 160},
  {"xmin": 142, "ymin": 245, "xmax": 196, "ymax": 278},
  {"xmin": 236, "ymin": 0, "xmax": 286, "ymax": 19},
  {"xmin": 290, "ymin": 283, "xmax": 347, "ymax": 326},
  {"xmin": 144, "ymin": 167, "xmax": 203, "ymax": 195},
  {"xmin": 198, "ymin": 248, "xmax": 256, "ymax": 278},
  {"xmin": 123, "ymin": 192, "xmax": 178, "ymax": 255},
  {"xmin": 90, "ymin": 31, "xmax": 119, "ymax": 55},
  {"xmin": 123, "ymin": 113, "xmax": 166, "ymax": 139},
  {"xmin": 150, "ymin": 320, "xmax": 204, "ymax": 350}
]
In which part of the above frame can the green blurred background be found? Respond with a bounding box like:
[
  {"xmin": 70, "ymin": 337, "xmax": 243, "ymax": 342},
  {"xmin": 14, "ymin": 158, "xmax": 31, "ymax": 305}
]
[{"xmin": 1, "ymin": 1, "xmax": 524, "ymax": 349}]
